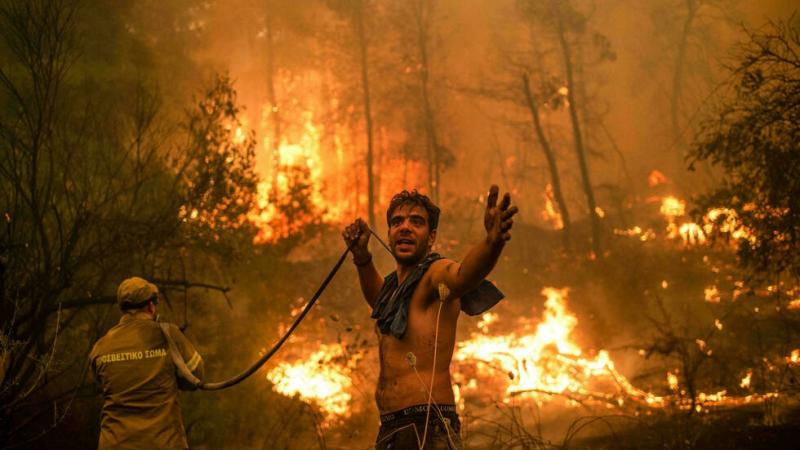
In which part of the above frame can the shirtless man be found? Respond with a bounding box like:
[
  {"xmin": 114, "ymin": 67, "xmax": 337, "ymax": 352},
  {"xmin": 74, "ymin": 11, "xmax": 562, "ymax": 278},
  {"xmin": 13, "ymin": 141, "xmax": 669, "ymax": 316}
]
[{"xmin": 343, "ymin": 186, "xmax": 517, "ymax": 449}]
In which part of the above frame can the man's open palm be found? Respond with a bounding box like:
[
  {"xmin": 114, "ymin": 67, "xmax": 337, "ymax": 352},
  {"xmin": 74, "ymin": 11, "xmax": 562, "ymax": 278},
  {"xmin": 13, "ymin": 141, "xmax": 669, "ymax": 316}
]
[{"xmin": 484, "ymin": 185, "xmax": 518, "ymax": 245}]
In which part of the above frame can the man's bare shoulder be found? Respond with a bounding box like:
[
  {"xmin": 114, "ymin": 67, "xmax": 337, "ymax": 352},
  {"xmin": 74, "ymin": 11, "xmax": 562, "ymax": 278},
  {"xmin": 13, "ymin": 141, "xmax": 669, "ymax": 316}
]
[
  {"xmin": 424, "ymin": 258, "xmax": 459, "ymax": 285},
  {"xmin": 429, "ymin": 257, "xmax": 457, "ymax": 271}
]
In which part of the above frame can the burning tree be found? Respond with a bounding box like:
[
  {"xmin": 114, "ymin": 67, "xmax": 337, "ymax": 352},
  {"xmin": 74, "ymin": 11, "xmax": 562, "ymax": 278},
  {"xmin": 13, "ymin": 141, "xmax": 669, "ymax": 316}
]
[
  {"xmin": 653, "ymin": 18, "xmax": 800, "ymax": 418},
  {"xmin": 690, "ymin": 17, "xmax": 800, "ymax": 283},
  {"xmin": 180, "ymin": 73, "xmax": 259, "ymax": 251},
  {"xmin": 474, "ymin": 0, "xmax": 616, "ymax": 254},
  {"xmin": 259, "ymin": 0, "xmax": 313, "ymax": 193},
  {"xmin": 324, "ymin": 0, "xmax": 379, "ymax": 229}
]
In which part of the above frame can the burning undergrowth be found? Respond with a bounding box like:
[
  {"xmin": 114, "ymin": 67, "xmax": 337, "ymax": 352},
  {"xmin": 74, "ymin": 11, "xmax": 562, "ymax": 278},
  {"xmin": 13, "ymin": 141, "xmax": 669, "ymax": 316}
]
[
  {"xmin": 452, "ymin": 287, "xmax": 661, "ymax": 410},
  {"xmin": 245, "ymin": 187, "xmax": 799, "ymax": 446},
  {"xmin": 264, "ymin": 283, "xmax": 794, "ymax": 424}
]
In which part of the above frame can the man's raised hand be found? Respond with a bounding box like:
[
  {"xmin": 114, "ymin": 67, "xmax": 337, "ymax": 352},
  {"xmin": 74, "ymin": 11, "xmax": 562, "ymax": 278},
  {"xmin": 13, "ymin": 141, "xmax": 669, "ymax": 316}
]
[
  {"xmin": 342, "ymin": 218, "xmax": 371, "ymax": 263},
  {"xmin": 484, "ymin": 185, "xmax": 519, "ymax": 246}
]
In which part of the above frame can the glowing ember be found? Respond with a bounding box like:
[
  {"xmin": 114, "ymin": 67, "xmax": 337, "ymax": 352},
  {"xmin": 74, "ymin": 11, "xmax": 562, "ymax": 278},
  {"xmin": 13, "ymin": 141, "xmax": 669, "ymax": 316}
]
[
  {"xmin": 266, "ymin": 343, "xmax": 354, "ymax": 420},
  {"xmin": 614, "ymin": 226, "xmax": 640, "ymax": 236},
  {"xmin": 704, "ymin": 286, "xmax": 720, "ymax": 303},
  {"xmin": 661, "ymin": 195, "xmax": 709, "ymax": 244},
  {"xmin": 476, "ymin": 312, "xmax": 498, "ymax": 333},
  {"xmin": 659, "ymin": 197, "xmax": 759, "ymax": 247},
  {"xmin": 655, "ymin": 196, "xmax": 755, "ymax": 247},
  {"xmin": 660, "ymin": 196, "xmax": 685, "ymax": 219},
  {"xmin": 613, "ymin": 226, "xmax": 656, "ymax": 241},
  {"xmin": 740, "ymin": 370, "xmax": 752, "ymax": 389},
  {"xmin": 679, "ymin": 222, "xmax": 707, "ymax": 245},
  {"xmin": 789, "ymin": 350, "xmax": 800, "ymax": 365},
  {"xmin": 705, "ymin": 208, "xmax": 755, "ymax": 243},
  {"xmin": 667, "ymin": 372, "xmax": 679, "ymax": 391},
  {"xmin": 594, "ymin": 207, "xmax": 605, "ymax": 218},
  {"xmin": 233, "ymin": 123, "xmax": 248, "ymax": 145},
  {"xmin": 648, "ymin": 170, "xmax": 668, "ymax": 187}
]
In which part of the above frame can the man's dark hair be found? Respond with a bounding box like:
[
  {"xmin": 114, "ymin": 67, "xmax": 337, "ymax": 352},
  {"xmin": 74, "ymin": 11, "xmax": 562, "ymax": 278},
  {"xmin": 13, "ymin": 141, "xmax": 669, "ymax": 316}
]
[{"xmin": 386, "ymin": 190, "xmax": 441, "ymax": 231}]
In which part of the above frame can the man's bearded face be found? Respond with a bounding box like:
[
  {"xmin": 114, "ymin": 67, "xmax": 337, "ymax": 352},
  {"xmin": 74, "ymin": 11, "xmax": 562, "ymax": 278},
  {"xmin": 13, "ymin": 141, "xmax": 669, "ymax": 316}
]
[{"xmin": 388, "ymin": 204, "xmax": 436, "ymax": 266}]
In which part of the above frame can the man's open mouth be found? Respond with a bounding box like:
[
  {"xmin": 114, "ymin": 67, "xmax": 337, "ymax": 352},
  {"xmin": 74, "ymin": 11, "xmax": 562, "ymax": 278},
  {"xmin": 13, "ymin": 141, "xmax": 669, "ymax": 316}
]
[{"xmin": 395, "ymin": 238, "xmax": 415, "ymax": 249}]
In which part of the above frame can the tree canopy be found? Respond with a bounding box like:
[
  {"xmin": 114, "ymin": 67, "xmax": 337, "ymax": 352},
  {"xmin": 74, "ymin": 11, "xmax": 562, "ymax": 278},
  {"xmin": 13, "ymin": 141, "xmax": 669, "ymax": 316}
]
[{"xmin": 690, "ymin": 17, "xmax": 800, "ymax": 281}]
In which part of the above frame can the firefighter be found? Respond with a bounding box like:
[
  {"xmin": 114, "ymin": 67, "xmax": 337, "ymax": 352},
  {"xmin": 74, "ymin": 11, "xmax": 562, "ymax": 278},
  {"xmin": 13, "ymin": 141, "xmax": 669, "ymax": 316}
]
[{"xmin": 89, "ymin": 277, "xmax": 203, "ymax": 450}]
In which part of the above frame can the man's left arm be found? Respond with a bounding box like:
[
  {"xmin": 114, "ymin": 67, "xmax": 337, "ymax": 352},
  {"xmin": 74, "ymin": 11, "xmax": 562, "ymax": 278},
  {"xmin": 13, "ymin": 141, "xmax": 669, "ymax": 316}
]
[
  {"xmin": 431, "ymin": 185, "xmax": 518, "ymax": 298},
  {"xmin": 169, "ymin": 324, "xmax": 205, "ymax": 389}
]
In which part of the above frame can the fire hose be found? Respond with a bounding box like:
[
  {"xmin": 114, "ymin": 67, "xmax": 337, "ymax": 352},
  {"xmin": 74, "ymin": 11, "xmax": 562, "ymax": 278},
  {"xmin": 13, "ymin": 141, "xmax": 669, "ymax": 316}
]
[{"xmin": 162, "ymin": 227, "xmax": 391, "ymax": 391}]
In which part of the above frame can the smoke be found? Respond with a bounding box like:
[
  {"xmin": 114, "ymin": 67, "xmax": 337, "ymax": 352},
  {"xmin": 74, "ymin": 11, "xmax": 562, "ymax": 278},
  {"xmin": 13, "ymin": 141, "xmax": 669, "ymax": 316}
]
[{"xmin": 23, "ymin": 1, "xmax": 797, "ymax": 448}]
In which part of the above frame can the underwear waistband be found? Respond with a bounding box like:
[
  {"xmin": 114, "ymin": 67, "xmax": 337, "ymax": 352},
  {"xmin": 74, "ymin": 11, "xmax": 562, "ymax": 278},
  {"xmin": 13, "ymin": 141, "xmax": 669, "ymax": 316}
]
[{"xmin": 379, "ymin": 404, "xmax": 457, "ymax": 425}]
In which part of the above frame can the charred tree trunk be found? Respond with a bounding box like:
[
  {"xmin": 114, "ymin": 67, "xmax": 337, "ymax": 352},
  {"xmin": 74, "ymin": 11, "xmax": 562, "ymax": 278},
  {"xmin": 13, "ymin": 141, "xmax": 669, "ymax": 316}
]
[
  {"xmin": 553, "ymin": 1, "xmax": 601, "ymax": 258},
  {"xmin": 413, "ymin": 0, "xmax": 441, "ymax": 203},
  {"xmin": 521, "ymin": 73, "xmax": 571, "ymax": 250},
  {"xmin": 671, "ymin": 0, "xmax": 699, "ymax": 157},
  {"xmin": 354, "ymin": 2, "xmax": 376, "ymax": 229}
]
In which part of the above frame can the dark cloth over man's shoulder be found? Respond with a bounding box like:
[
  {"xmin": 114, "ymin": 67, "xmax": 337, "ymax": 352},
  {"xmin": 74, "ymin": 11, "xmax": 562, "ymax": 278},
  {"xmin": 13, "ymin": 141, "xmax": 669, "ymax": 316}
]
[{"xmin": 371, "ymin": 253, "xmax": 504, "ymax": 338}]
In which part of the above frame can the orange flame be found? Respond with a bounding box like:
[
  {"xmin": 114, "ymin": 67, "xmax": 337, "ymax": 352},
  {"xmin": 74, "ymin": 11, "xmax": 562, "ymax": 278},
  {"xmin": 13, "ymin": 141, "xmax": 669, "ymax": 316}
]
[
  {"xmin": 648, "ymin": 170, "xmax": 668, "ymax": 187},
  {"xmin": 266, "ymin": 343, "xmax": 355, "ymax": 422},
  {"xmin": 454, "ymin": 288, "xmax": 667, "ymax": 408},
  {"xmin": 541, "ymin": 184, "xmax": 564, "ymax": 230},
  {"xmin": 653, "ymin": 196, "xmax": 755, "ymax": 247},
  {"xmin": 246, "ymin": 108, "xmax": 355, "ymax": 243},
  {"xmin": 264, "ymin": 288, "xmax": 785, "ymax": 418},
  {"xmin": 245, "ymin": 101, "xmax": 430, "ymax": 243},
  {"xmin": 704, "ymin": 286, "xmax": 721, "ymax": 303},
  {"xmin": 740, "ymin": 370, "xmax": 752, "ymax": 389},
  {"xmin": 789, "ymin": 349, "xmax": 800, "ymax": 365},
  {"xmin": 453, "ymin": 288, "xmax": 781, "ymax": 411},
  {"xmin": 660, "ymin": 196, "xmax": 685, "ymax": 219}
]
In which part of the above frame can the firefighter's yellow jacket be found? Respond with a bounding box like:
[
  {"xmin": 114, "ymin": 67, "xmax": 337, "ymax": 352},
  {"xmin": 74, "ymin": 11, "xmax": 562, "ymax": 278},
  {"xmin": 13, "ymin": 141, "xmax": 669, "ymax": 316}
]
[{"xmin": 90, "ymin": 313, "xmax": 203, "ymax": 450}]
